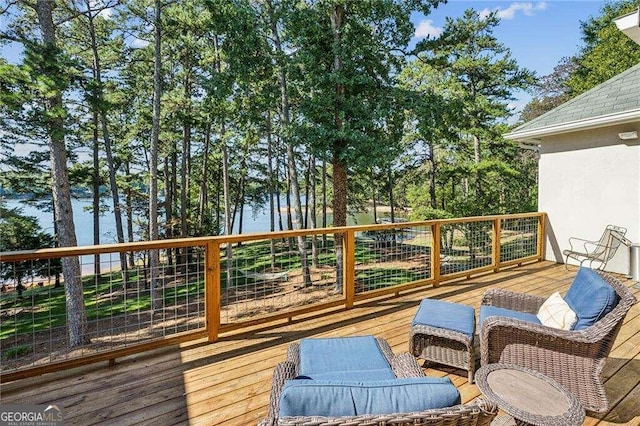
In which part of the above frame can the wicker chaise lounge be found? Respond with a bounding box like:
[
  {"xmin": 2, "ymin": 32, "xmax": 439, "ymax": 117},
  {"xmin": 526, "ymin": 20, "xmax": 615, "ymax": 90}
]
[
  {"xmin": 259, "ymin": 337, "xmax": 498, "ymax": 426},
  {"xmin": 480, "ymin": 269, "xmax": 637, "ymax": 413}
]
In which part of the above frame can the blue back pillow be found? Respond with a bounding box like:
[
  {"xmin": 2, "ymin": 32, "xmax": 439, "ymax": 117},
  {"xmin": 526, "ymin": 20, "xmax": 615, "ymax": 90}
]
[{"xmin": 564, "ymin": 268, "xmax": 619, "ymax": 330}]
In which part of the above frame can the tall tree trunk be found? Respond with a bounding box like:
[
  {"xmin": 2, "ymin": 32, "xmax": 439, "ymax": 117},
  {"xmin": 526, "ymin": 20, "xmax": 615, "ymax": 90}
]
[
  {"xmin": 149, "ymin": 0, "xmax": 162, "ymax": 312},
  {"xmin": 473, "ymin": 133, "xmax": 483, "ymax": 199},
  {"xmin": 86, "ymin": 5, "xmax": 128, "ymax": 286},
  {"xmin": 388, "ymin": 168, "xmax": 395, "ymax": 224},
  {"xmin": 179, "ymin": 76, "xmax": 191, "ymax": 269},
  {"xmin": 266, "ymin": 0, "xmax": 311, "ymax": 286},
  {"xmin": 35, "ymin": 0, "xmax": 89, "ymax": 347},
  {"xmin": 428, "ymin": 141, "xmax": 437, "ymax": 209},
  {"xmin": 276, "ymin": 162, "xmax": 284, "ymax": 232},
  {"xmin": 124, "ymin": 160, "xmax": 135, "ymax": 268},
  {"xmin": 331, "ymin": 3, "xmax": 346, "ymax": 292},
  {"xmin": 220, "ymin": 122, "xmax": 233, "ymax": 289},
  {"xmin": 181, "ymin": 77, "xmax": 191, "ymax": 240},
  {"xmin": 92, "ymin": 109, "xmax": 101, "ymax": 277},
  {"xmin": 309, "ymin": 155, "xmax": 319, "ymax": 268},
  {"xmin": 372, "ymin": 172, "xmax": 378, "ymax": 224},
  {"xmin": 267, "ymin": 112, "xmax": 276, "ymax": 269},
  {"xmin": 322, "ymin": 159, "xmax": 327, "ymax": 247},
  {"xmin": 304, "ymin": 159, "xmax": 310, "ymax": 229},
  {"xmin": 164, "ymin": 156, "xmax": 174, "ymax": 271},
  {"xmin": 198, "ymin": 121, "xmax": 211, "ymax": 233}
]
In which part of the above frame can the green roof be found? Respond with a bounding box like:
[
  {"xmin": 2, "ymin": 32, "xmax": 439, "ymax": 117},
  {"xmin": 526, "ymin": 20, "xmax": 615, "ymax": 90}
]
[{"xmin": 507, "ymin": 62, "xmax": 640, "ymax": 140}]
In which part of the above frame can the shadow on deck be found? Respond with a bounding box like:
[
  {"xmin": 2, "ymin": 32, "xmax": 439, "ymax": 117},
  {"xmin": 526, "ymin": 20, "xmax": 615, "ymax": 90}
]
[{"xmin": 1, "ymin": 261, "xmax": 638, "ymax": 425}]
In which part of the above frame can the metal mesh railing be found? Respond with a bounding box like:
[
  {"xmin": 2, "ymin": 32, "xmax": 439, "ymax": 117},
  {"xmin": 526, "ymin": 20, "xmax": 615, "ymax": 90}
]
[
  {"xmin": 220, "ymin": 234, "xmax": 341, "ymax": 325},
  {"xmin": 0, "ymin": 246, "xmax": 206, "ymax": 372},
  {"xmin": 354, "ymin": 224, "xmax": 432, "ymax": 294},
  {"xmin": 0, "ymin": 213, "xmax": 544, "ymax": 378},
  {"xmin": 440, "ymin": 220, "xmax": 494, "ymax": 276},
  {"xmin": 500, "ymin": 216, "xmax": 539, "ymax": 262}
]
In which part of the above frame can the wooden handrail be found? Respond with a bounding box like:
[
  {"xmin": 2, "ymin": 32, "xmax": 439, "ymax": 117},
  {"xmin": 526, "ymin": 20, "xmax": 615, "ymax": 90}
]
[{"xmin": 0, "ymin": 213, "xmax": 545, "ymax": 262}]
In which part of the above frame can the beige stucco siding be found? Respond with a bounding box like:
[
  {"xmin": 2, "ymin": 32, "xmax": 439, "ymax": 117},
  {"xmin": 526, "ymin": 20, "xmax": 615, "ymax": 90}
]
[{"xmin": 538, "ymin": 124, "xmax": 640, "ymax": 274}]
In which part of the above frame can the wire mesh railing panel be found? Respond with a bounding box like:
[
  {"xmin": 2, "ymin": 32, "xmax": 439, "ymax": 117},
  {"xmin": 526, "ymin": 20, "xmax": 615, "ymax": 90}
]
[
  {"xmin": 440, "ymin": 220, "xmax": 494, "ymax": 276},
  {"xmin": 220, "ymin": 234, "xmax": 342, "ymax": 325},
  {"xmin": 354, "ymin": 224, "xmax": 432, "ymax": 294},
  {"xmin": 0, "ymin": 246, "xmax": 206, "ymax": 374},
  {"xmin": 500, "ymin": 216, "xmax": 540, "ymax": 262}
]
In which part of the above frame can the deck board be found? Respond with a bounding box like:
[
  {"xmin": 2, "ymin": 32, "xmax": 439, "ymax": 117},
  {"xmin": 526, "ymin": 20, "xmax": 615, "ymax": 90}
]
[{"xmin": 1, "ymin": 262, "xmax": 639, "ymax": 425}]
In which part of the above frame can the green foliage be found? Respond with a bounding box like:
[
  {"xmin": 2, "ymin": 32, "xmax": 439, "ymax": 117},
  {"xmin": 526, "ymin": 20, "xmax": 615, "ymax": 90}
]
[
  {"xmin": 404, "ymin": 9, "xmax": 537, "ymax": 219},
  {"xmin": 568, "ymin": 0, "xmax": 640, "ymax": 95},
  {"xmin": 2, "ymin": 345, "xmax": 31, "ymax": 360},
  {"xmin": 0, "ymin": 205, "xmax": 59, "ymax": 295},
  {"xmin": 519, "ymin": 57, "xmax": 577, "ymax": 122},
  {"xmin": 1, "ymin": 0, "xmax": 541, "ymax": 252}
]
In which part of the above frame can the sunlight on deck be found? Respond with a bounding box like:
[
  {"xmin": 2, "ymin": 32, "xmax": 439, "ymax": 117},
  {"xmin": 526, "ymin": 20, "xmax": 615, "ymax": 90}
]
[{"xmin": 1, "ymin": 261, "xmax": 638, "ymax": 425}]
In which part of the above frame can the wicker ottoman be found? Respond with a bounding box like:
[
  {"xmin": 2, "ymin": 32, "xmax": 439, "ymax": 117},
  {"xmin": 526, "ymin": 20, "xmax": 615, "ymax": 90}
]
[{"xmin": 409, "ymin": 299, "xmax": 476, "ymax": 383}]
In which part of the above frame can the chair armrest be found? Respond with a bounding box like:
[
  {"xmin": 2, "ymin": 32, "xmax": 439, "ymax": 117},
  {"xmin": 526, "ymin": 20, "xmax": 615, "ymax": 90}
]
[
  {"xmin": 286, "ymin": 342, "xmax": 299, "ymax": 368},
  {"xmin": 567, "ymin": 236, "xmax": 595, "ymax": 251},
  {"xmin": 568, "ymin": 236, "xmax": 607, "ymax": 255},
  {"xmin": 481, "ymin": 288, "xmax": 546, "ymax": 314},
  {"xmin": 391, "ymin": 352, "xmax": 426, "ymax": 378},
  {"xmin": 261, "ymin": 361, "xmax": 297, "ymax": 426},
  {"xmin": 481, "ymin": 315, "xmax": 595, "ymax": 344},
  {"xmin": 480, "ymin": 315, "xmax": 599, "ymax": 366},
  {"xmin": 375, "ymin": 337, "xmax": 396, "ymax": 366}
]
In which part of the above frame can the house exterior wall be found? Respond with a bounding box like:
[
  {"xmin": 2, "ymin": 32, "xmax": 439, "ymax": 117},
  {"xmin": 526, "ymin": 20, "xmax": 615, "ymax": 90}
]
[{"xmin": 538, "ymin": 123, "xmax": 640, "ymax": 275}]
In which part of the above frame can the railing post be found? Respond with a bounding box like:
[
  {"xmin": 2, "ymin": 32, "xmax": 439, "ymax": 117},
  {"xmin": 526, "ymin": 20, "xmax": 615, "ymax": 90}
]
[
  {"xmin": 493, "ymin": 218, "xmax": 502, "ymax": 272},
  {"xmin": 344, "ymin": 229, "xmax": 355, "ymax": 309},
  {"xmin": 205, "ymin": 241, "xmax": 221, "ymax": 342},
  {"xmin": 433, "ymin": 222, "xmax": 441, "ymax": 287},
  {"xmin": 537, "ymin": 213, "xmax": 546, "ymax": 261}
]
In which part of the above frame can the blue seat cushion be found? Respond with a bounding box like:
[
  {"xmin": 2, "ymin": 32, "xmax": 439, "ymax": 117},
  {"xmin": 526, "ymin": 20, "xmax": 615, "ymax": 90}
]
[
  {"xmin": 278, "ymin": 377, "xmax": 461, "ymax": 417},
  {"xmin": 299, "ymin": 336, "xmax": 395, "ymax": 381},
  {"xmin": 480, "ymin": 305, "xmax": 541, "ymax": 326},
  {"xmin": 564, "ymin": 267, "xmax": 619, "ymax": 330},
  {"xmin": 412, "ymin": 299, "xmax": 475, "ymax": 338}
]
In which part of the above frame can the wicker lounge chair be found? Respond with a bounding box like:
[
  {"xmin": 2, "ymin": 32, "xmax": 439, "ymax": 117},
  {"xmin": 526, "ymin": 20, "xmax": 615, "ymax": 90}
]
[
  {"xmin": 259, "ymin": 338, "xmax": 498, "ymax": 426},
  {"xmin": 563, "ymin": 224, "xmax": 628, "ymax": 270},
  {"xmin": 480, "ymin": 270, "xmax": 637, "ymax": 413}
]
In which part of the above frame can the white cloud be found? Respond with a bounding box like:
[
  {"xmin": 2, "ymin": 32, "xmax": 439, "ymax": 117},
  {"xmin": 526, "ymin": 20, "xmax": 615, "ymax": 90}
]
[
  {"xmin": 98, "ymin": 7, "xmax": 113, "ymax": 20},
  {"xmin": 479, "ymin": 2, "xmax": 547, "ymax": 21},
  {"xmin": 130, "ymin": 38, "xmax": 150, "ymax": 48},
  {"xmin": 414, "ymin": 19, "xmax": 443, "ymax": 39},
  {"xmin": 90, "ymin": 1, "xmax": 113, "ymax": 19}
]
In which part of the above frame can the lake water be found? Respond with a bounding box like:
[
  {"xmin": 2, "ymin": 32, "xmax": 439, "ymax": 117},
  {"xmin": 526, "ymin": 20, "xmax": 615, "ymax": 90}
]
[{"xmin": 2, "ymin": 197, "xmax": 384, "ymax": 247}]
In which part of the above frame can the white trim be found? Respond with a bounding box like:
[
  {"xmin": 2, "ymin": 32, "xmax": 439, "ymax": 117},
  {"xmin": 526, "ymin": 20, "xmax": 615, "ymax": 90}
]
[{"xmin": 505, "ymin": 108, "xmax": 640, "ymax": 141}]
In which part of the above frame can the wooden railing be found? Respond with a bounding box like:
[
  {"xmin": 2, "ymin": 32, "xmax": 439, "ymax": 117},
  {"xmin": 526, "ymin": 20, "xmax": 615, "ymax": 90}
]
[{"xmin": 0, "ymin": 212, "xmax": 545, "ymax": 381}]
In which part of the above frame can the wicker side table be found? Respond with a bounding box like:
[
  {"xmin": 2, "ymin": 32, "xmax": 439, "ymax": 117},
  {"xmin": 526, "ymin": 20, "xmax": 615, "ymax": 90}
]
[
  {"xmin": 409, "ymin": 299, "xmax": 476, "ymax": 382},
  {"xmin": 475, "ymin": 363, "xmax": 585, "ymax": 426}
]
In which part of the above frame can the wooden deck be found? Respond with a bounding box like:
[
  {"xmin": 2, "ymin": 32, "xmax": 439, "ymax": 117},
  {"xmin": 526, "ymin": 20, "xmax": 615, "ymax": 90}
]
[{"xmin": 1, "ymin": 261, "xmax": 639, "ymax": 425}]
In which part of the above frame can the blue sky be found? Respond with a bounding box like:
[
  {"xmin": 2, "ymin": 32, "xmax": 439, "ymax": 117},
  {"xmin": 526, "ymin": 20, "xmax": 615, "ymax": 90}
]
[{"xmin": 411, "ymin": 0, "xmax": 607, "ymax": 113}]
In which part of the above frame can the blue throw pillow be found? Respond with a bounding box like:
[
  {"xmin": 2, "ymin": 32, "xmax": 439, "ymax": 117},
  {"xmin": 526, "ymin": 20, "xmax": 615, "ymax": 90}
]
[
  {"xmin": 278, "ymin": 377, "xmax": 461, "ymax": 417},
  {"xmin": 564, "ymin": 268, "xmax": 619, "ymax": 330}
]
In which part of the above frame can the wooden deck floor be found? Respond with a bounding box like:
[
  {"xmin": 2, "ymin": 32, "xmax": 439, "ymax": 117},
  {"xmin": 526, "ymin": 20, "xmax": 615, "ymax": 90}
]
[{"xmin": 1, "ymin": 262, "xmax": 639, "ymax": 425}]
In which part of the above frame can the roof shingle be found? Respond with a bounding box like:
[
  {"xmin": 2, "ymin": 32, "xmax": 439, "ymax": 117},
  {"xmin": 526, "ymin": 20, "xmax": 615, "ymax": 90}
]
[{"xmin": 512, "ymin": 62, "xmax": 640, "ymax": 133}]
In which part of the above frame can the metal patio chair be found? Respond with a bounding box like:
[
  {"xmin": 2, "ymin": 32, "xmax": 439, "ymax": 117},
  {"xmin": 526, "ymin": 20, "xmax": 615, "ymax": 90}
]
[{"xmin": 563, "ymin": 225, "xmax": 627, "ymax": 270}]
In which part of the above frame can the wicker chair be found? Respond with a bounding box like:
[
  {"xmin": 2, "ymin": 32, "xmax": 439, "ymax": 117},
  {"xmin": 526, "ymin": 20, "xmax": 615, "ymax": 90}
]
[
  {"xmin": 480, "ymin": 270, "xmax": 637, "ymax": 413},
  {"xmin": 259, "ymin": 339, "xmax": 498, "ymax": 426}
]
